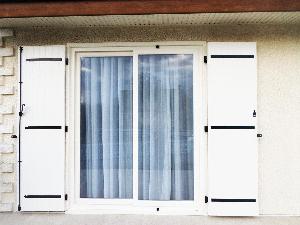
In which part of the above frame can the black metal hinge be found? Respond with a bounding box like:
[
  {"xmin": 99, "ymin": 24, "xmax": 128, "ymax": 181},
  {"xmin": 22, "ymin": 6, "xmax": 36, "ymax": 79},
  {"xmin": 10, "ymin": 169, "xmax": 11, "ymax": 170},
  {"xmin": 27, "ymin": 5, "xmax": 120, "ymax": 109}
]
[
  {"xmin": 205, "ymin": 196, "xmax": 208, "ymax": 203},
  {"xmin": 204, "ymin": 126, "xmax": 208, "ymax": 132},
  {"xmin": 204, "ymin": 56, "xmax": 207, "ymax": 64},
  {"xmin": 18, "ymin": 205, "xmax": 21, "ymax": 211},
  {"xmin": 65, "ymin": 126, "xmax": 68, "ymax": 132},
  {"xmin": 65, "ymin": 58, "xmax": 69, "ymax": 65},
  {"xmin": 65, "ymin": 194, "xmax": 68, "ymax": 201}
]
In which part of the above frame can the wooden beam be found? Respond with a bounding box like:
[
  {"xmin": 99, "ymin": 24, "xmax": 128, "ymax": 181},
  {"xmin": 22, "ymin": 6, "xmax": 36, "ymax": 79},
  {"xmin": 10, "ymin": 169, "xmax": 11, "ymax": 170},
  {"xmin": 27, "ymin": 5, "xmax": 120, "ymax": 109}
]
[{"xmin": 0, "ymin": 0, "xmax": 299, "ymax": 18}]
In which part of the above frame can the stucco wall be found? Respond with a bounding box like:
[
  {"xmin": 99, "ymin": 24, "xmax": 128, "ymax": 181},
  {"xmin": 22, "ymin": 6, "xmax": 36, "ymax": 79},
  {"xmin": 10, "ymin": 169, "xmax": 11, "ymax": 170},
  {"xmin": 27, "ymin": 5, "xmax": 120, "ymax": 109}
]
[{"xmin": 1, "ymin": 24, "xmax": 300, "ymax": 215}]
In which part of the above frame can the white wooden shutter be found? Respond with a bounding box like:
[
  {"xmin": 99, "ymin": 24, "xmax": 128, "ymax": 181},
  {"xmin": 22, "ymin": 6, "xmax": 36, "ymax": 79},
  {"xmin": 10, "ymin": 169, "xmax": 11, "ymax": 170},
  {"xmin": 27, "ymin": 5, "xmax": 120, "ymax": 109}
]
[
  {"xmin": 207, "ymin": 42, "xmax": 258, "ymax": 216},
  {"xmin": 20, "ymin": 46, "xmax": 65, "ymax": 211}
]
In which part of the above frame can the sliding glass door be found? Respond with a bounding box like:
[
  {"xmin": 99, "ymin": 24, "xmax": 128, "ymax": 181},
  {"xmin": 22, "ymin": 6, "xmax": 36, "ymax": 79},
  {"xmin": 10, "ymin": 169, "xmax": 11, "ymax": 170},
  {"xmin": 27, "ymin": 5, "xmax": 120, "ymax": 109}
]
[
  {"xmin": 76, "ymin": 46, "xmax": 204, "ymax": 210},
  {"xmin": 138, "ymin": 54, "xmax": 194, "ymax": 201},
  {"xmin": 80, "ymin": 54, "xmax": 133, "ymax": 199}
]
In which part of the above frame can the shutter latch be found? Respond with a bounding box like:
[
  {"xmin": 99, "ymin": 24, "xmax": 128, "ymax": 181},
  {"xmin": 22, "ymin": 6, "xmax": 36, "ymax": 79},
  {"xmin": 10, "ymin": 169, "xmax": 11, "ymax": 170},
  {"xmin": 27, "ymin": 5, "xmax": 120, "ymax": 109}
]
[
  {"xmin": 19, "ymin": 104, "xmax": 25, "ymax": 117},
  {"xmin": 65, "ymin": 58, "xmax": 69, "ymax": 65},
  {"xmin": 204, "ymin": 56, "xmax": 207, "ymax": 64}
]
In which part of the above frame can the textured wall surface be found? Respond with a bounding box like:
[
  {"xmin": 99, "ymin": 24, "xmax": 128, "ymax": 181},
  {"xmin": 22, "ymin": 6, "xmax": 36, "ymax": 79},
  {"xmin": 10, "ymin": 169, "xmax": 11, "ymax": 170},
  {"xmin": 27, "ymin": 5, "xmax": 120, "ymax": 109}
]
[
  {"xmin": 0, "ymin": 29, "xmax": 15, "ymax": 212},
  {"xmin": 1, "ymin": 24, "xmax": 300, "ymax": 215}
]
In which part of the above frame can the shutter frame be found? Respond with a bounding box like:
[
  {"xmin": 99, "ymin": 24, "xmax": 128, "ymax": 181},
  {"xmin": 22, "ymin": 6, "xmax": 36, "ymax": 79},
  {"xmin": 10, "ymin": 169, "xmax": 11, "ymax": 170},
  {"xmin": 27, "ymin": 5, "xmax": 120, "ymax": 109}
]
[{"xmin": 207, "ymin": 42, "xmax": 258, "ymax": 216}]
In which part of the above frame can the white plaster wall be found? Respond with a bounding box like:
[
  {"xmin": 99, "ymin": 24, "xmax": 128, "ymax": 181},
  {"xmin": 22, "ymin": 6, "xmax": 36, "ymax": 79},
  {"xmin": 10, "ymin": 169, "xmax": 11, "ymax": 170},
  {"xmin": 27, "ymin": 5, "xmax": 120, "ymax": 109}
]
[{"xmin": 2, "ymin": 24, "xmax": 300, "ymax": 215}]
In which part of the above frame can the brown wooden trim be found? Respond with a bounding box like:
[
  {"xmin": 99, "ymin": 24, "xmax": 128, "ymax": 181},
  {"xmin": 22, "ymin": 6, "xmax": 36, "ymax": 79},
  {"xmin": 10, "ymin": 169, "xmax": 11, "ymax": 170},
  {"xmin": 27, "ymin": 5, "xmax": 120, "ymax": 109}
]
[{"xmin": 0, "ymin": 0, "xmax": 299, "ymax": 18}]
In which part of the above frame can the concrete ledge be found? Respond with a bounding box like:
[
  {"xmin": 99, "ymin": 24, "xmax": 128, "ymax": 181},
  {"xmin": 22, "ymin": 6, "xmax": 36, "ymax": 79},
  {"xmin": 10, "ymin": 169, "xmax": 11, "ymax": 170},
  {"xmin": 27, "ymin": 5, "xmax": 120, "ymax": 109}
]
[
  {"xmin": 0, "ymin": 144, "xmax": 13, "ymax": 153},
  {"xmin": 0, "ymin": 125, "xmax": 13, "ymax": 134},
  {"xmin": 0, "ymin": 105, "xmax": 13, "ymax": 114},
  {"xmin": 0, "ymin": 76, "xmax": 4, "ymax": 86},
  {"xmin": 0, "ymin": 68, "xmax": 13, "ymax": 76},
  {"xmin": 0, "ymin": 163, "xmax": 14, "ymax": 173},
  {"xmin": 0, "ymin": 183, "xmax": 13, "ymax": 193},
  {"xmin": 0, "ymin": 204, "xmax": 12, "ymax": 212},
  {"xmin": 0, "ymin": 48, "xmax": 13, "ymax": 57},
  {"xmin": 0, "ymin": 87, "xmax": 14, "ymax": 95},
  {"xmin": 0, "ymin": 214, "xmax": 300, "ymax": 225}
]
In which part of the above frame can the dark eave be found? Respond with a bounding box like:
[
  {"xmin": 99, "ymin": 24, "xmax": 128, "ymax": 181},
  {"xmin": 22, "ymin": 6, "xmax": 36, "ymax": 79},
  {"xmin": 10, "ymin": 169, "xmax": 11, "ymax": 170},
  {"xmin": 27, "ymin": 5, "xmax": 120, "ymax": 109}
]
[{"xmin": 0, "ymin": 0, "xmax": 300, "ymax": 19}]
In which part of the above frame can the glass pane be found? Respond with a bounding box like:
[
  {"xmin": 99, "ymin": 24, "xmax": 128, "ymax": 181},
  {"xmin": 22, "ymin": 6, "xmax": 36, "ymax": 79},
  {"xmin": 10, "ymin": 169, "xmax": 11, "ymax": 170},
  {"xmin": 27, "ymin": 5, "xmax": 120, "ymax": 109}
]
[
  {"xmin": 80, "ymin": 56, "xmax": 133, "ymax": 199},
  {"xmin": 138, "ymin": 54, "xmax": 194, "ymax": 200}
]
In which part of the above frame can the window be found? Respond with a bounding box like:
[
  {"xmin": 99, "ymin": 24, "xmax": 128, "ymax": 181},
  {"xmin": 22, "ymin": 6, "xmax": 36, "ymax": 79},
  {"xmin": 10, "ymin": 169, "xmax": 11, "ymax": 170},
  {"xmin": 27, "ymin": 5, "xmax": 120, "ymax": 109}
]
[{"xmin": 73, "ymin": 44, "xmax": 205, "ymax": 213}]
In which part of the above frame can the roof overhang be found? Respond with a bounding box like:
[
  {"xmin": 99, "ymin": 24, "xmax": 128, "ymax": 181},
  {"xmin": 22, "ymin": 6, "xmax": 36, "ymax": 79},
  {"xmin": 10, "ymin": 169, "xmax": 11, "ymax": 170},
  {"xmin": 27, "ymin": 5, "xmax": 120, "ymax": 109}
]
[
  {"xmin": 1, "ymin": 12, "xmax": 300, "ymax": 28},
  {"xmin": 0, "ymin": 0, "xmax": 300, "ymax": 18}
]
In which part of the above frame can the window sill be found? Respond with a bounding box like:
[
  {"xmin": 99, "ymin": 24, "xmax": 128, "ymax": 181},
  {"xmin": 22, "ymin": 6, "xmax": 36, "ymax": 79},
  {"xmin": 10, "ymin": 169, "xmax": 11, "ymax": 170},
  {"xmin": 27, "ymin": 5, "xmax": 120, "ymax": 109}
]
[{"xmin": 66, "ymin": 204, "xmax": 206, "ymax": 215}]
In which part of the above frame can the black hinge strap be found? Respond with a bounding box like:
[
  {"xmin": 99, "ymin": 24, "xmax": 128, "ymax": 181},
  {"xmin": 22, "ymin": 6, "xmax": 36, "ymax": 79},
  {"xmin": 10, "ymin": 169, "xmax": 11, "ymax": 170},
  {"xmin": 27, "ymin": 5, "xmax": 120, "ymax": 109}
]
[
  {"xmin": 204, "ymin": 56, "xmax": 207, "ymax": 63},
  {"xmin": 26, "ymin": 58, "xmax": 62, "ymax": 62},
  {"xmin": 65, "ymin": 58, "xmax": 69, "ymax": 65},
  {"xmin": 25, "ymin": 126, "xmax": 62, "ymax": 129},
  {"xmin": 24, "ymin": 195, "xmax": 61, "ymax": 198},
  {"xmin": 211, "ymin": 198, "xmax": 256, "ymax": 202},
  {"xmin": 211, "ymin": 126, "xmax": 255, "ymax": 129},
  {"xmin": 211, "ymin": 55, "xmax": 254, "ymax": 58}
]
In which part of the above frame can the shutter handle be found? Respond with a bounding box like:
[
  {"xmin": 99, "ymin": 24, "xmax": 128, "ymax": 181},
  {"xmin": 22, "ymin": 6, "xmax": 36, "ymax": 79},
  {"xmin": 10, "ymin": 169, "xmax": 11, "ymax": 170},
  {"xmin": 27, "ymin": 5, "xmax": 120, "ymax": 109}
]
[
  {"xmin": 11, "ymin": 135, "xmax": 17, "ymax": 138},
  {"xmin": 253, "ymin": 110, "xmax": 256, "ymax": 117},
  {"xmin": 19, "ymin": 104, "xmax": 25, "ymax": 116}
]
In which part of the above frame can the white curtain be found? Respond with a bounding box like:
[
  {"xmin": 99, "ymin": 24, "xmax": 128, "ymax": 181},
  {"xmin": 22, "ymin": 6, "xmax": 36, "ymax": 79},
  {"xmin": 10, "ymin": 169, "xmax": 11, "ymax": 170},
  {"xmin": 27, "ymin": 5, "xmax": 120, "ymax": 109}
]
[
  {"xmin": 80, "ymin": 56, "xmax": 133, "ymax": 199},
  {"xmin": 138, "ymin": 54, "xmax": 194, "ymax": 200}
]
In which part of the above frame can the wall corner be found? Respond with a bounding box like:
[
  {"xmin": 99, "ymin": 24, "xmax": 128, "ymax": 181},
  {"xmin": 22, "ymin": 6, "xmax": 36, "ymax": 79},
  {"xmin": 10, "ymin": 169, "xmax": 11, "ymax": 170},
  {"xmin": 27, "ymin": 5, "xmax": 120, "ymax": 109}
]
[{"xmin": 0, "ymin": 29, "xmax": 15, "ymax": 212}]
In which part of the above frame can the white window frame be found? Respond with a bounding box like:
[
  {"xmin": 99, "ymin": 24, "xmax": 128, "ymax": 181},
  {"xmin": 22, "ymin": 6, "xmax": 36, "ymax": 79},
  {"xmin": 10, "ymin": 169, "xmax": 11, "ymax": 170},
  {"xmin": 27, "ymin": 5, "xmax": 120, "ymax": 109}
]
[{"xmin": 66, "ymin": 42, "xmax": 207, "ymax": 215}]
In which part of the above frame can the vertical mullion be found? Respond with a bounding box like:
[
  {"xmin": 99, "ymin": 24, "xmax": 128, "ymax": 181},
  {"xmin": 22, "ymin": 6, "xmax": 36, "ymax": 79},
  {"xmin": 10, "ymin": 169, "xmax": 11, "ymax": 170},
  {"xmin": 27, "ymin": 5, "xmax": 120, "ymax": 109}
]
[
  {"xmin": 132, "ymin": 52, "xmax": 139, "ymax": 202},
  {"xmin": 193, "ymin": 51, "xmax": 201, "ymax": 207},
  {"xmin": 75, "ymin": 54, "xmax": 82, "ymax": 203}
]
